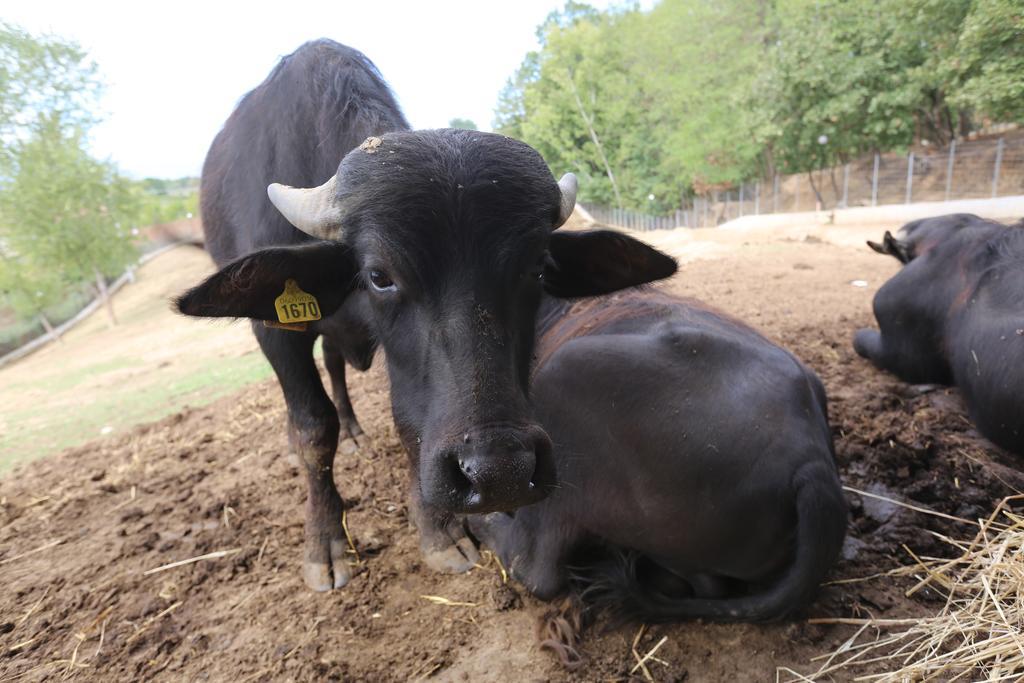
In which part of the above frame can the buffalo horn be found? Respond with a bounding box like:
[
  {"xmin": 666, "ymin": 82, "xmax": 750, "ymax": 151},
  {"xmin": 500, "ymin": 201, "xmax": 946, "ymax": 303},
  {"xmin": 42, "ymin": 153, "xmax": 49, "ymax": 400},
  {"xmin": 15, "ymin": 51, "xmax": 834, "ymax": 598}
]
[
  {"xmin": 267, "ymin": 175, "xmax": 343, "ymax": 240},
  {"xmin": 554, "ymin": 173, "xmax": 578, "ymax": 229}
]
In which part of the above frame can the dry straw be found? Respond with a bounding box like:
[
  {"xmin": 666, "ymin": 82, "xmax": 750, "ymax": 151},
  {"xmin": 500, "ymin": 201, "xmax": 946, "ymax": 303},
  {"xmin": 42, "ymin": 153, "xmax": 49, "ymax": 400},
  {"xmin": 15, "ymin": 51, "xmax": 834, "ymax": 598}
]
[{"xmin": 780, "ymin": 494, "xmax": 1024, "ymax": 682}]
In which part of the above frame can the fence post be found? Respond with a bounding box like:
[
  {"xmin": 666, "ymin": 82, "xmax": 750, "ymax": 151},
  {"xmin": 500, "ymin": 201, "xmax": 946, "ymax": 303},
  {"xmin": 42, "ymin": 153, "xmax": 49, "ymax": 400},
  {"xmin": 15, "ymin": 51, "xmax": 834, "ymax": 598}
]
[
  {"xmin": 773, "ymin": 174, "xmax": 779, "ymax": 213},
  {"xmin": 704, "ymin": 195, "xmax": 709, "ymax": 227},
  {"xmin": 945, "ymin": 140, "xmax": 956, "ymax": 201},
  {"xmin": 905, "ymin": 151, "xmax": 914, "ymax": 204},
  {"xmin": 871, "ymin": 153, "xmax": 880, "ymax": 207},
  {"xmin": 754, "ymin": 181, "xmax": 760, "ymax": 215},
  {"xmin": 739, "ymin": 184, "xmax": 745, "ymax": 218},
  {"xmin": 992, "ymin": 137, "xmax": 1004, "ymax": 198},
  {"xmin": 841, "ymin": 164, "xmax": 850, "ymax": 208}
]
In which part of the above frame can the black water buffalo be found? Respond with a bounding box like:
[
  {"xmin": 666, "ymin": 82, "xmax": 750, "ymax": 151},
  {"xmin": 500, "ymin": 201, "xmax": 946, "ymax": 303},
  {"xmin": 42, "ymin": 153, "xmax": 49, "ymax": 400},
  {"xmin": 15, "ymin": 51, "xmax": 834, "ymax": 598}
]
[
  {"xmin": 854, "ymin": 214, "xmax": 1024, "ymax": 455},
  {"xmin": 468, "ymin": 290, "xmax": 846, "ymax": 637},
  {"xmin": 190, "ymin": 41, "xmax": 405, "ymax": 590},
  {"xmin": 179, "ymin": 40, "xmax": 677, "ymax": 591}
]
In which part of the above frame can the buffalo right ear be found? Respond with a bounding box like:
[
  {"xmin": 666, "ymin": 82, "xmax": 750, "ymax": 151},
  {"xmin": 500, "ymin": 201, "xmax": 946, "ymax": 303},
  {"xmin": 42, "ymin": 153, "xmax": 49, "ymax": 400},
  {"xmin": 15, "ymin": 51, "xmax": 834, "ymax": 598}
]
[
  {"xmin": 176, "ymin": 241, "xmax": 358, "ymax": 321},
  {"xmin": 543, "ymin": 229, "xmax": 677, "ymax": 297}
]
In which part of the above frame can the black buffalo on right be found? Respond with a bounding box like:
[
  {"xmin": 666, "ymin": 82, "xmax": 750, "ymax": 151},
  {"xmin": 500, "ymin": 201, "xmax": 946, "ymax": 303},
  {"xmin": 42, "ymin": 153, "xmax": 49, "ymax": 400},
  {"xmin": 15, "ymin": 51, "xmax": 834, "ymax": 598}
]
[
  {"xmin": 854, "ymin": 214, "xmax": 1024, "ymax": 455},
  {"xmin": 469, "ymin": 289, "xmax": 847, "ymax": 640}
]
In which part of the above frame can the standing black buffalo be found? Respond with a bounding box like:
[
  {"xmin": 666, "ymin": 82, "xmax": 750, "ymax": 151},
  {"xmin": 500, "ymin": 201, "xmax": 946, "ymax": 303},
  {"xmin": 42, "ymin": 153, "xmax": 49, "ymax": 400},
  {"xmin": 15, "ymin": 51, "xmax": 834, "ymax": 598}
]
[
  {"xmin": 854, "ymin": 214, "xmax": 1024, "ymax": 455},
  {"xmin": 179, "ymin": 40, "xmax": 677, "ymax": 591},
  {"xmin": 468, "ymin": 290, "xmax": 846, "ymax": 638}
]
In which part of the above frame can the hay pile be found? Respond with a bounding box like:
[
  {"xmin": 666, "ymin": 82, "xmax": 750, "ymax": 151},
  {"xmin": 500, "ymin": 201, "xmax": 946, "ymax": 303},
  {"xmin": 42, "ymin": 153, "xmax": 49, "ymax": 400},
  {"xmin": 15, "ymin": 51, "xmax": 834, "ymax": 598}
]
[{"xmin": 782, "ymin": 494, "xmax": 1024, "ymax": 682}]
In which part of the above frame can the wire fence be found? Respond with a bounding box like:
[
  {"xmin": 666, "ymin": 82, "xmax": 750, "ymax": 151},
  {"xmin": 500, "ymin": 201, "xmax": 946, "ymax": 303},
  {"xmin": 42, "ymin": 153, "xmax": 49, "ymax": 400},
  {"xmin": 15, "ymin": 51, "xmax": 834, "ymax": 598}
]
[{"xmin": 584, "ymin": 133, "xmax": 1024, "ymax": 230}]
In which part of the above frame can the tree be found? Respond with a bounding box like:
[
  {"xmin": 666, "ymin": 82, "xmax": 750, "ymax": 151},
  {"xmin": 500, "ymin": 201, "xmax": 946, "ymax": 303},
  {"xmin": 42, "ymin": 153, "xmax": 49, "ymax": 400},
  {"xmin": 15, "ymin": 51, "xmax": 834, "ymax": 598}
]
[
  {"xmin": 0, "ymin": 25, "xmax": 136, "ymax": 329},
  {"xmin": 501, "ymin": 5, "xmax": 643, "ymax": 208},
  {"xmin": 494, "ymin": 0, "xmax": 1016, "ymax": 212},
  {"xmin": 628, "ymin": 0, "xmax": 767, "ymax": 201},
  {"xmin": 0, "ymin": 114, "xmax": 137, "ymax": 327},
  {"xmin": 753, "ymin": 0, "xmax": 971, "ymax": 183},
  {"xmin": 0, "ymin": 22, "xmax": 100, "ymax": 175},
  {"xmin": 0, "ymin": 250, "xmax": 66, "ymax": 340},
  {"xmin": 447, "ymin": 118, "xmax": 478, "ymax": 130},
  {"xmin": 496, "ymin": 1, "xmax": 768, "ymax": 211},
  {"xmin": 948, "ymin": 0, "xmax": 1024, "ymax": 124}
]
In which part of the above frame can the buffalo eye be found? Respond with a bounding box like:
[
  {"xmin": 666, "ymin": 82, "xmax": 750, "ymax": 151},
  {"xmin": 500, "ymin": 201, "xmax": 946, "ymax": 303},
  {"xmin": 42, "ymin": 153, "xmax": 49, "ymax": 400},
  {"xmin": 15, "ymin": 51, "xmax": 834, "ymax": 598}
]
[{"xmin": 368, "ymin": 269, "xmax": 397, "ymax": 293}]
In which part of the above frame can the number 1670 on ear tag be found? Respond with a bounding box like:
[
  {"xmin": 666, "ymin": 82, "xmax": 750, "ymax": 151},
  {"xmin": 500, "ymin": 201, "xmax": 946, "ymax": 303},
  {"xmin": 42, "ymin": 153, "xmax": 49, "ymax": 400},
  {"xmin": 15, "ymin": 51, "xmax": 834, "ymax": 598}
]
[{"xmin": 274, "ymin": 279, "xmax": 321, "ymax": 323}]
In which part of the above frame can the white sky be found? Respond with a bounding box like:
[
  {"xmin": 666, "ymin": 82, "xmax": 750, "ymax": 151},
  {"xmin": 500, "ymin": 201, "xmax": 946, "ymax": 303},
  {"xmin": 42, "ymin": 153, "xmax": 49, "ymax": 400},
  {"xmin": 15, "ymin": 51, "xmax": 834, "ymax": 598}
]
[{"xmin": 3, "ymin": 0, "xmax": 641, "ymax": 179}]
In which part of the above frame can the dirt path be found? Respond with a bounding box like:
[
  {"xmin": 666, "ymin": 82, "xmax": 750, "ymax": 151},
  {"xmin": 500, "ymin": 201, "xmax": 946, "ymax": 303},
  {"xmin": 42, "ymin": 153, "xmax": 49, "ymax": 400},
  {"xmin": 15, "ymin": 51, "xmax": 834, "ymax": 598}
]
[{"xmin": 1, "ymin": 229, "xmax": 1021, "ymax": 682}]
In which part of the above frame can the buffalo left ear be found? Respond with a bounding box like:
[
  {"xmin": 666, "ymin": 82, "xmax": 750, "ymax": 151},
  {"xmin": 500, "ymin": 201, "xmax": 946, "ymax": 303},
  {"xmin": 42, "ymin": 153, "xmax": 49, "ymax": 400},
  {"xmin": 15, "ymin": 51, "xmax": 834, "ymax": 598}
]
[
  {"xmin": 175, "ymin": 241, "xmax": 358, "ymax": 321},
  {"xmin": 543, "ymin": 230, "xmax": 677, "ymax": 298},
  {"xmin": 866, "ymin": 231, "xmax": 912, "ymax": 264}
]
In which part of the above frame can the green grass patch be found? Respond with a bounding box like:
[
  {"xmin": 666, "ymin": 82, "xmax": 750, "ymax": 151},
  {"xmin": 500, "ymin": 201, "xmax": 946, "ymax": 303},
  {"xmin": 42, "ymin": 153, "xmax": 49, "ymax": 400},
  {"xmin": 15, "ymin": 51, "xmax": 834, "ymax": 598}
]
[
  {"xmin": 0, "ymin": 351, "xmax": 273, "ymax": 473},
  {"xmin": 6, "ymin": 356, "xmax": 145, "ymax": 393}
]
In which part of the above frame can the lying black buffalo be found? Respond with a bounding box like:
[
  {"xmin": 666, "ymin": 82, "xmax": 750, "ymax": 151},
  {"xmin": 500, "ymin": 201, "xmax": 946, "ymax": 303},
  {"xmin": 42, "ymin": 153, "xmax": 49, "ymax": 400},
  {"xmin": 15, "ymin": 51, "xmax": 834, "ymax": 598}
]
[
  {"xmin": 179, "ymin": 40, "xmax": 677, "ymax": 591},
  {"xmin": 469, "ymin": 290, "xmax": 846, "ymax": 640},
  {"xmin": 854, "ymin": 214, "xmax": 1024, "ymax": 455}
]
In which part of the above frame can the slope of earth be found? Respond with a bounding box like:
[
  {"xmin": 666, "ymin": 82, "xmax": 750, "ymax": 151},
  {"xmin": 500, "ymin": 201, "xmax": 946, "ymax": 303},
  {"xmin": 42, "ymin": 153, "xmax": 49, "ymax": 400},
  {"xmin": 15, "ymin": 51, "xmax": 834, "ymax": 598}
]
[
  {"xmin": 2, "ymin": 233, "xmax": 1021, "ymax": 682},
  {"xmin": 0, "ymin": 245, "xmax": 269, "ymax": 471}
]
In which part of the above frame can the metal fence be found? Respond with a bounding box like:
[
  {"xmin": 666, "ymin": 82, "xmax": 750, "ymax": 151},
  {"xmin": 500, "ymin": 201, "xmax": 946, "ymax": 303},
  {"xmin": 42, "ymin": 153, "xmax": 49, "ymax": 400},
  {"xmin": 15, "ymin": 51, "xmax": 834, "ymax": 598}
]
[{"xmin": 584, "ymin": 133, "xmax": 1024, "ymax": 230}]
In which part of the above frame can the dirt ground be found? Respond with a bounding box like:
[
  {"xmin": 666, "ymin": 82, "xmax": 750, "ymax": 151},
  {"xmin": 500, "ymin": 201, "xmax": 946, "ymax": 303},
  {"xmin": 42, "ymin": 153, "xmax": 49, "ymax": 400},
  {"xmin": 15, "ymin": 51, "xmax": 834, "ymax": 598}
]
[{"xmin": 2, "ymin": 226, "xmax": 1022, "ymax": 682}]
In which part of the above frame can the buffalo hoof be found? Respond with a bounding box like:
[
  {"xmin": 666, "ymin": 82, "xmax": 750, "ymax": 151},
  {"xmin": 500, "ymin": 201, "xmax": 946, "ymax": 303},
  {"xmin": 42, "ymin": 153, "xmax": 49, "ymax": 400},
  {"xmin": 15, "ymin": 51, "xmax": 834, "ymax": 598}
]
[
  {"xmin": 304, "ymin": 538, "xmax": 353, "ymax": 592},
  {"xmin": 339, "ymin": 432, "xmax": 376, "ymax": 457},
  {"xmin": 338, "ymin": 420, "xmax": 375, "ymax": 457},
  {"xmin": 423, "ymin": 536, "xmax": 480, "ymax": 574}
]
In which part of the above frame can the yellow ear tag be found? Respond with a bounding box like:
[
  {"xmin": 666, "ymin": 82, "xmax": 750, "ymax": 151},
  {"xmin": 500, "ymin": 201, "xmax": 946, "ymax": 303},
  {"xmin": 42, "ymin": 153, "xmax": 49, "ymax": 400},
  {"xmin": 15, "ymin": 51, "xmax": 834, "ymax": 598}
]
[{"xmin": 274, "ymin": 279, "xmax": 321, "ymax": 324}]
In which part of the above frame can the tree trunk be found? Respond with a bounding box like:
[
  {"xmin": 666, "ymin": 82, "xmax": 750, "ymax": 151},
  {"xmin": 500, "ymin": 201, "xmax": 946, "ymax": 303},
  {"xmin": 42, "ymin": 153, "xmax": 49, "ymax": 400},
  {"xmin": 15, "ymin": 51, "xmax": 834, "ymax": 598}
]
[
  {"xmin": 566, "ymin": 70, "xmax": 623, "ymax": 209},
  {"xmin": 828, "ymin": 165, "xmax": 840, "ymax": 205},
  {"xmin": 807, "ymin": 171, "xmax": 825, "ymax": 208},
  {"xmin": 94, "ymin": 267, "xmax": 117, "ymax": 327},
  {"xmin": 39, "ymin": 312, "xmax": 63, "ymax": 344}
]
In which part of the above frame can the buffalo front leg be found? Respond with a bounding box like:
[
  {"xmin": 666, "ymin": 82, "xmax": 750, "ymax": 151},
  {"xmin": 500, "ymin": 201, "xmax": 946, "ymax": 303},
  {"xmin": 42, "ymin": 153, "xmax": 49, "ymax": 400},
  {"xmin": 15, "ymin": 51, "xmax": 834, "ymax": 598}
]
[
  {"xmin": 255, "ymin": 323, "xmax": 352, "ymax": 591},
  {"xmin": 323, "ymin": 337, "xmax": 374, "ymax": 456},
  {"xmin": 408, "ymin": 488, "xmax": 480, "ymax": 574}
]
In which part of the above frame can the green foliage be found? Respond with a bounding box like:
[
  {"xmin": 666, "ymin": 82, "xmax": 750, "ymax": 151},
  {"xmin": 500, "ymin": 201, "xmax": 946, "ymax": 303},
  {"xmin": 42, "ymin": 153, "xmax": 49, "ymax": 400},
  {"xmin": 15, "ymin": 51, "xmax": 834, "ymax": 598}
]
[
  {"xmin": 948, "ymin": 0, "xmax": 1024, "ymax": 123},
  {"xmin": 631, "ymin": 0, "xmax": 766, "ymax": 197},
  {"xmin": 497, "ymin": 1, "xmax": 768, "ymax": 210},
  {"xmin": 496, "ymin": 0, "xmax": 1020, "ymax": 209},
  {"xmin": 447, "ymin": 117, "xmax": 478, "ymax": 130},
  {"xmin": 0, "ymin": 250, "xmax": 65, "ymax": 318},
  {"xmin": 755, "ymin": 0, "xmax": 971, "ymax": 175},
  {"xmin": 0, "ymin": 22, "xmax": 101, "ymax": 175},
  {"xmin": 0, "ymin": 115, "xmax": 138, "ymax": 299},
  {"xmin": 132, "ymin": 177, "xmax": 199, "ymax": 226},
  {"xmin": 0, "ymin": 24, "xmax": 141, "ymax": 327}
]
